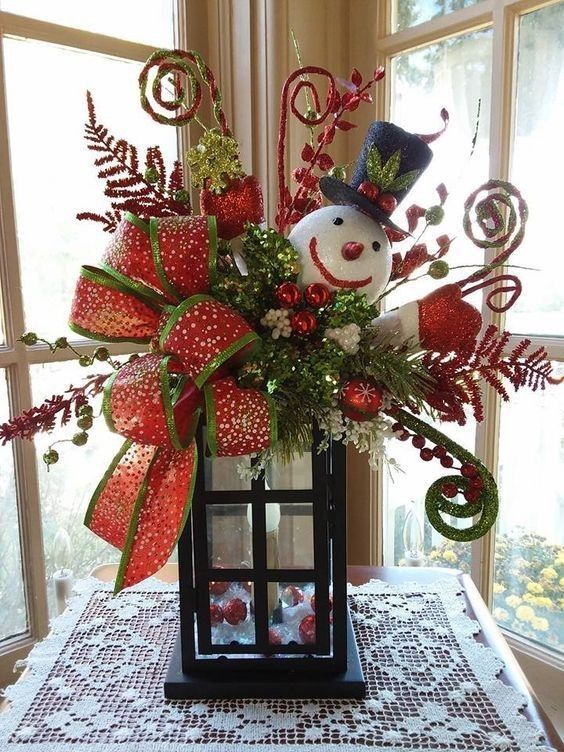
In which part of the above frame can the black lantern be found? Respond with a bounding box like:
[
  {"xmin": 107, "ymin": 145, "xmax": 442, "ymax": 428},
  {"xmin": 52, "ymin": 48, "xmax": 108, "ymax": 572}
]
[{"xmin": 165, "ymin": 424, "xmax": 365, "ymax": 699}]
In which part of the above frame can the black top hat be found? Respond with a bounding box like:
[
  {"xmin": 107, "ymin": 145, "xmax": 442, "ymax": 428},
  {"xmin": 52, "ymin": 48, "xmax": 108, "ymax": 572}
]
[{"xmin": 320, "ymin": 121, "xmax": 433, "ymax": 233}]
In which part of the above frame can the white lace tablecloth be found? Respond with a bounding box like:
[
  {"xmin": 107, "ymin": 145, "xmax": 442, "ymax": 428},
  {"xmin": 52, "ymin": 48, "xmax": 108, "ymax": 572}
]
[{"xmin": 0, "ymin": 578, "xmax": 556, "ymax": 752}]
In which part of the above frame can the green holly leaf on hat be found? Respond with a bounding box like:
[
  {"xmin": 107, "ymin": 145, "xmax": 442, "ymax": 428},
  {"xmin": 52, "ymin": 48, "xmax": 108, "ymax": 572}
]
[{"xmin": 366, "ymin": 146, "xmax": 419, "ymax": 192}]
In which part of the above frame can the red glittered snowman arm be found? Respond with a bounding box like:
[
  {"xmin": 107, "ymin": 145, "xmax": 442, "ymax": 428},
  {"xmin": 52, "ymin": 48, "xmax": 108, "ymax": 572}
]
[{"xmin": 374, "ymin": 284, "xmax": 482, "ymax": 355}]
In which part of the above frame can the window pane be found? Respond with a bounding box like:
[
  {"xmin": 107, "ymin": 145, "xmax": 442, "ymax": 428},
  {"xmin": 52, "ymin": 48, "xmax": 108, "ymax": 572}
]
[
  {"xmin": 493, "ymin": 369, "xmax": 564, "ymax": 653},
  {"xmin": 0, "ymin": 370, "xmax": 28, "ymax": 641},
  {"xmin": 383, "ymin": 419, "xmax": 475, "ymax": 572},
  {"xmin": 31, "ymin": 360, "xmax": 123, "ymax": 618},
  {"xmin": 0, "ymin": 0, "xmax": 174, "ymax": 47},
  {"xmin": 505, "ymin": 4, "xmax": 564, "ymax": 337},
  {"xmin": 3, "ymin": 38, "xmax": 178, "ymax": 339},
  {"xmin": 393, "ymin": 0, "xmax": 486, "ymax": 32},
  {"xmin": 388, "ymin": 29, "xmax": 492, "ymax": 311}
]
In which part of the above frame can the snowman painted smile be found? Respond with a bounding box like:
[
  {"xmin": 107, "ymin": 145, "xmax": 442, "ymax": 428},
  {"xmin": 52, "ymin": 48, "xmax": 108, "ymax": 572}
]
[{"xmin": 308, "ymin": 237, "xmax": 372, "ymax": 290}]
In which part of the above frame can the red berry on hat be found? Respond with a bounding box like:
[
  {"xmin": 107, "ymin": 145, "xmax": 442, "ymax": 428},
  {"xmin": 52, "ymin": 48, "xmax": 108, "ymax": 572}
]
[
  {"xmin": 304, "ymin": 283, "xmax": 331, "ymax": 308},
  {"xmin": 276, "ymin": 281, "xmax": 301, "ymax": 308},
  {"xmin": 298, "ymin": 614, "xmax": 316, "ymax": 644},
  {"xmin": 223, "ymin": 598, "xmax": 247, "ymax": 625},
  {"xmin": 357, "ymin": 181, "xmax": 380, "ymax": 202},
  {"xmin": 378, "ymin": 193, "xmax": 397, "ymax": 215}
]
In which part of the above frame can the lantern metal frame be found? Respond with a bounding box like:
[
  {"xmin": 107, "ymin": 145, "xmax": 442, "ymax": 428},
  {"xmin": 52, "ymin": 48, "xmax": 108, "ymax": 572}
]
[{"xmin": 165, "ymin": 424, "xmax": 365, "ymax": 699}]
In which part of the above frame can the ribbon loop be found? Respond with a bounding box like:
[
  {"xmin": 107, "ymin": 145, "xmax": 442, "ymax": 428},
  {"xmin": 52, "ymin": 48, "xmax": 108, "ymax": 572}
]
[
  {"xmin": 160, "ymin": 295, "xmax": 260, "ymax": 388},
  {"xmin": 150, "ymin": 215, "xmax": 217, "ymax": 301},
  {"xmin": 69, "ymin": 266, "xmax": 161, "ymax": 342},
  {"xmin": 103, "ymin": 353, "xmax": 202, "ymax": 449},
  {"xmin": 205, "ymin": 377, "xmax": 277, "ymax": 456}
]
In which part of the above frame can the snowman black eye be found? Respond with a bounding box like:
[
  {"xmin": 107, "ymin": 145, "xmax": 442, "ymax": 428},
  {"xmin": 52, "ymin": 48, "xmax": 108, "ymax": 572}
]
[
  {"xmin": 333, "ymin": 217, "xmax": 344, "ymax": 225},
  {"xmin": 372, "ymin": 241, "xmax": 381, "ymax": 252}
]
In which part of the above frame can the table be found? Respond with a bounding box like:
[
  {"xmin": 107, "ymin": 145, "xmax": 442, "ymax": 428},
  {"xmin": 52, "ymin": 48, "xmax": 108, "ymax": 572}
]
[{"xmin": 1, "ymin": 565, "xmax": 561, "ymax": 751}]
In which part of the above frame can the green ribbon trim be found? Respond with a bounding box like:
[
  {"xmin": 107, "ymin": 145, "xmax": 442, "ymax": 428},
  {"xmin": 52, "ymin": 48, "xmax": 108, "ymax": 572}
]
[
  {"xmin": 159, "ymin": 358, "xmax": 200, "ymax": 450},
  {"xmin": 114, "ymin": 447, "xmax": 162, "ymax": 594},
  {"xmin": 99, "ymin": 262, "xmax": 168, "ymax": 307},
  {"xmin": 125, "ymin": 212, "xmax": 150, "ymax": 235},
  {"xmin": 78, "ymin": 265, "xmax": 163, "ymax": 312},
  {"xmin": 193, "ymin": 331, "xmax": 259, "ymax": 389},
  {"xmin": 207, "ymin": 215, "xmax": 218, "ymax": 288},
  {"xmin": 68, "ymin": 321, "xmax": 152, "ymax": 345},
  {"xmin": 150, "ymin": 218, "xmax": 182, "ymax": 302},
  {"xmin": 203, "ymin": 384, "xmax": 218, "ymax": 456},
  {"xmin": 84, "ymin": 439, "xmax": 133, "ymax": 528},
  {"xmin": 101, "ymin": 370, "xmax": 120, "ymax": 434}
]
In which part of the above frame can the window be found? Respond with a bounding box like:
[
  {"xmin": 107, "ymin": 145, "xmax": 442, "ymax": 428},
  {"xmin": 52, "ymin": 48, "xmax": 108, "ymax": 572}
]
[
  {"xmin": 379, "ymin": 0, "xmax": 563, "ymax": 663},
  {"xmin": 0, "ymin": 3, "xmax": 178, "ymax": 685}
]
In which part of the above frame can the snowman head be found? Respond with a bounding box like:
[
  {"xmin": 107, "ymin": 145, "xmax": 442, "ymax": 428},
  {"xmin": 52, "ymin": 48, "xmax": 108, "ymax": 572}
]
[{"xmin": 288, "ymin": 205, "xmax": 391, "ymax": 304}]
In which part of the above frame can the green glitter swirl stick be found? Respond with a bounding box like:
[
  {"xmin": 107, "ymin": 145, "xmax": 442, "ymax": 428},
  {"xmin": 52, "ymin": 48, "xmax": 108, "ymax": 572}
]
[{"xmin": 393, "ymin": 408, "xmax": 499, "ymax": 541}]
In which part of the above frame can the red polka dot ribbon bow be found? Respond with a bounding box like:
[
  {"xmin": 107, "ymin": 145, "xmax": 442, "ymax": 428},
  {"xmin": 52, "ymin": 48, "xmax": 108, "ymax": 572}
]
[{"xmin": 69, "ymin": 213, "xmax": 277, "ymax": 592}]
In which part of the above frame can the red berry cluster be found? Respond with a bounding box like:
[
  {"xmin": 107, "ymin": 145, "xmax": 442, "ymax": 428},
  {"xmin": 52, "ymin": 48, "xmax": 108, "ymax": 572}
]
[
  {"xmin": 274, "ymin": 281, "xmax": 332, "ymax": 336},
  {"xmin": 357, "ymin": 181, "xmax": 397, "ymax": 215},
  {"xmin": 392, "ymin": 421, "xmax": 484, "ymax": 503}
]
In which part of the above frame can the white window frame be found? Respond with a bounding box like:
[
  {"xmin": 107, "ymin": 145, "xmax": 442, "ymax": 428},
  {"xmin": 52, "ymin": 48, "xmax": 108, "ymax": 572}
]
[
  {"xmin": 0, "ymin": 4, "xmax": 189, "ymax": 686},
  {"xmin": 373, "ymin": 0, "xmax": 564, "ymax": 676}
]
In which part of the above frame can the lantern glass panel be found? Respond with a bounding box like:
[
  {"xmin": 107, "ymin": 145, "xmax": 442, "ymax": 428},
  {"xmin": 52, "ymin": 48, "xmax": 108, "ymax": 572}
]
[
  {"xmin": 209, "ymin": 582, "xmax": 255, "ymax": 646},
  {"xmin": 277, "ymin": 503, "xmax": 314, "ymax": 569},
  {"xmin": 266, "ymin": 451, "xmax": 312, "ymax": 489},
  {"xmin": 204, "ymin": 454, "xmax": 251, "ymax": 491},
  {"xmin": 206, "ymin": 504, "xmax": 253, "ymax": 568}
]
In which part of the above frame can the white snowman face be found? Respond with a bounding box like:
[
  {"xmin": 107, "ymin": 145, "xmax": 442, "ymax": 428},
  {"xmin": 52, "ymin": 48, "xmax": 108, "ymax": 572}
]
[{"xmin": 288, "ymin": 205, "xmax": 392, "ymax": 304}]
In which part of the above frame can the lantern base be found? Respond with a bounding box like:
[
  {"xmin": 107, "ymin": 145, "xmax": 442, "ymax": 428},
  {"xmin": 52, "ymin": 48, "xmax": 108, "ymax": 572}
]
[{"xmin": 164, "ymin": 611, "xmax": 365, "ymax": 700}]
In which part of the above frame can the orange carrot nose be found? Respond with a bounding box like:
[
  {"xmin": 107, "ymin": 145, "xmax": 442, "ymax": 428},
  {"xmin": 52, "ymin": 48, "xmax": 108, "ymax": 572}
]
[{"xmin": 342, "ymin": 241, "xmax": 364, "ymax": 260}]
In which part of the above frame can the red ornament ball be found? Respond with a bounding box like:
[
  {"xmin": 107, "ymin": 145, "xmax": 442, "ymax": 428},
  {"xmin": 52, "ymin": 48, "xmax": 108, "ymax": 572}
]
[
  {"xmin": 223, "ymin": 597, "xmax": 247, "ymax": 625},
  {"xmin": 298, "ymin": 614, "xmax": 316, "ymax": 644},
  {"xmin": 210, "ymin": 604, "xmax": 224, "ymax": 625},
  {"xmin": 339, "ymin": 377, "xmax": 384, "ymax": 422},
  {"xmin": 310, "ymin": 594, "xmax": 333, "ymax": 613},
  {"xmin": 304, "ymin": 282, "xmax": 331, "ymax": 308},
  {"xmin": 281, "ymin": 585, "xmax": 304, "ymax": 606},
  {"xmin": 276, "ymin": 281, "xmax": 301, "ymax": 308},
  {"xmin": 464, "ymin": 488, "xmax": 481, "ymax": 503},
  {"xmin": 268, "ymin": 627, "xmax": 283, "ymax": 645},
  {"xmin": 420, "ymin": 448, "xmax": 434, "ymax": 461},
  {"xmin": 291, "ymin": 310, "xmax": 317, "ymax": 335},
  {"xmin": 440, "ymin": 456, "xmax": 454, "ymax": 468},
  {"xmin": 200, "ymin": 175, "xmax": 264, "ymax": 240},
  {"xmin": 209, "ymin": 580, "xmax": 230, "ymax": 596},
  {"xmin": 412, "ymin": 435, "xmax": 425, "ymax": 449}
]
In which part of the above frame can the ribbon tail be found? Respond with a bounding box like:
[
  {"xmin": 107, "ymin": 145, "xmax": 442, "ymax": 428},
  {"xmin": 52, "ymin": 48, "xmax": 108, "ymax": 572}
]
[{"xmin": 85, "ymin": 439, "xmax": 197, "ymax": 592}]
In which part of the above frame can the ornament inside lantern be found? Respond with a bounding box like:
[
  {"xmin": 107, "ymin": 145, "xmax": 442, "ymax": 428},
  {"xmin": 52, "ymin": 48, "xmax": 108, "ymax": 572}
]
[{"xmin": 165, "ymin": 425, "xmax": 365, "ymax": 699}]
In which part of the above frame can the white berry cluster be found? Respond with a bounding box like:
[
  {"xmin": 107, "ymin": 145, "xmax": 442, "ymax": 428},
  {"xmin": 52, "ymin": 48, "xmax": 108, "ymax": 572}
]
[
  {"xmin": 260, "ymin": 308, "xmax": 292, "ymax": 339},
  {"xmin": 325, "ymin": 323, "xmax": 361, "ymax": 354}
]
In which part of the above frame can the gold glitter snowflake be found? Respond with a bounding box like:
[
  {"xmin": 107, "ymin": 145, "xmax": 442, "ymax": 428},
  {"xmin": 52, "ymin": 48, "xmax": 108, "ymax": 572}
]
[{"xmin": 186, "ymin": 129, "xmax": 244, "ymax": 192}]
